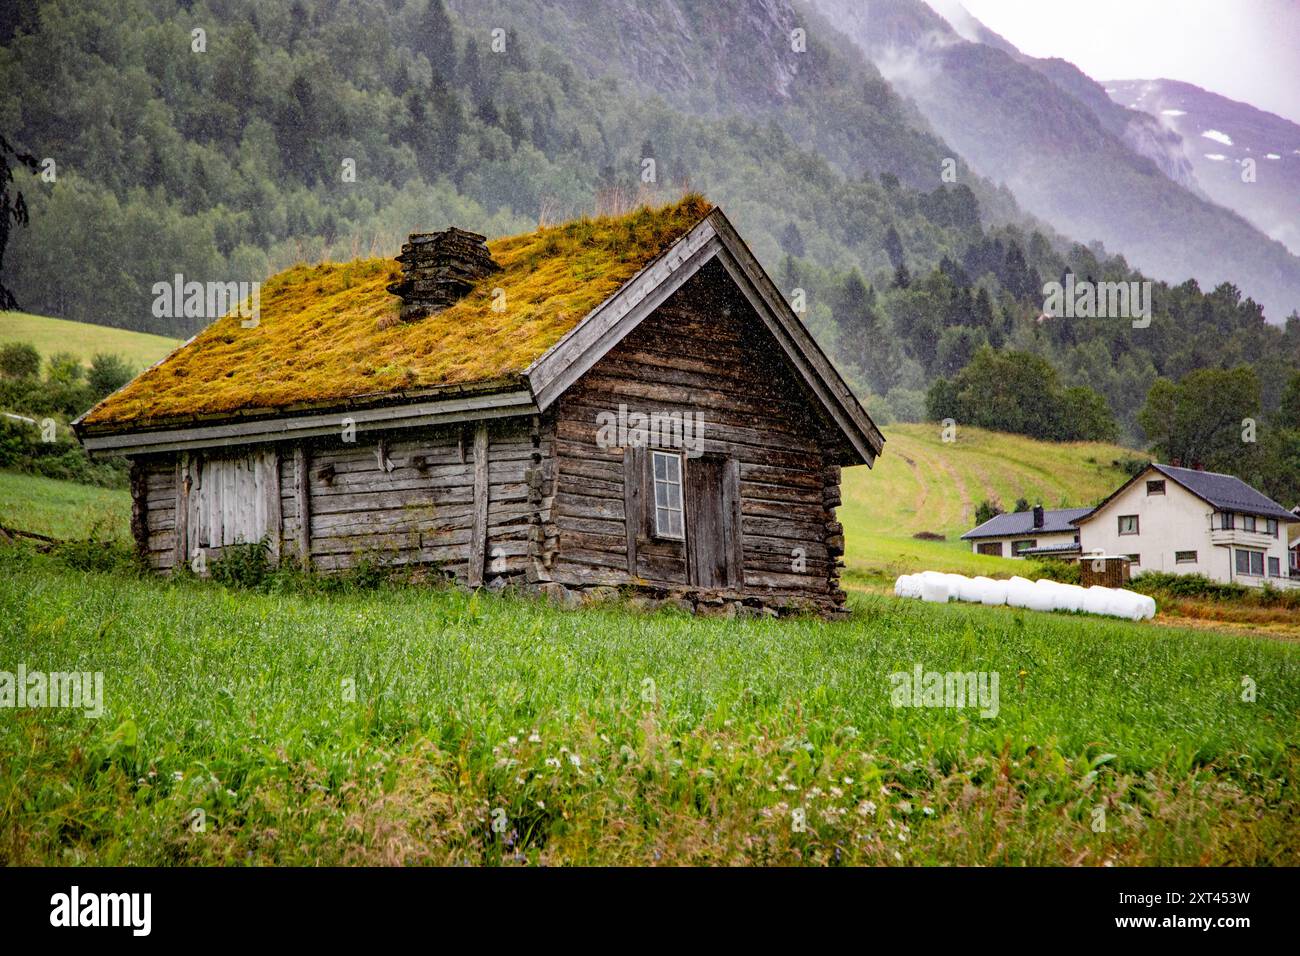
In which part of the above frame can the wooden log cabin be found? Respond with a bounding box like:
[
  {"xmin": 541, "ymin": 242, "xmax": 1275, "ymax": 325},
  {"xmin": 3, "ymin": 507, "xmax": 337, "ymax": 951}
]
[{"xmin": 75, "ymin": 196, "xmax": 883, "ymax": 616}]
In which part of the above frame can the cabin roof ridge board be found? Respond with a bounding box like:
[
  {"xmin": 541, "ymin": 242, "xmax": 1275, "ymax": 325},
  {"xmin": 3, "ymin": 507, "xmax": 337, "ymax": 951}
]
[{"xmin": 74, "ymin": 195, "xmax": 882, "ymax": 466}]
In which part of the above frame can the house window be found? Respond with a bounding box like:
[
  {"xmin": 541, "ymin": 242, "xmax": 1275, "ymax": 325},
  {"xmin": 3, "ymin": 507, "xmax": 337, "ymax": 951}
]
[
  {"xmin": 1125, "ymin": 553, "xmax": 1140, "ymax": 566},
  {"xmin": 1220, "ymin": 512, "xmax": 1234, "ymax": 530},
  {"xmin": 1243, "ymin": 515, "xmax": 1256, "ymax": 533},
  {"xmin": 651, "ymin": 451, "xmax": 684, "ymax": 540},
  {"xmin": 1266, "ymin": 518, "xmax": 1278, "ymax": 537},
  {"xmin": 1118, "ymin": 515, "xmax": 1139, "ymax": 535},
  {"xmin": 977, "ymin": 542, "xmax": 1003, "ymax": 556},
  {"xmin": 1146, "ymin": 479, "xmax": 1165, "ymax": 495},
  {"xmin": 1011, "ymin": 539, "xmax": 1037, "ymax": 556},
  {"xmin": 1175, "ymin": 550, "xmax": 1197, "ymax": 564},
  {"xmin": 1268, "ymin": 556, "xmax": 1281, "ymax": 577},
  {"xmin": 1235, "ymin": 549, "xmax": 1265, "ymax": 576}
]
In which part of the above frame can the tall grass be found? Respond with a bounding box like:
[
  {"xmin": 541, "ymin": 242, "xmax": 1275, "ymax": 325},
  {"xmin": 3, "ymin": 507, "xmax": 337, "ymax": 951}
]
[{"xmin": 1, "ymin": 545, "xmax": 1296, "ymax": 865}]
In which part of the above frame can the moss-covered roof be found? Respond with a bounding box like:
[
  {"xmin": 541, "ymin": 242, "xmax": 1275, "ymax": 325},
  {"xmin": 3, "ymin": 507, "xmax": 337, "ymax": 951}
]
[{"xmin": 83, "ymin": 195, "xmax": 713, "ymax": 430}]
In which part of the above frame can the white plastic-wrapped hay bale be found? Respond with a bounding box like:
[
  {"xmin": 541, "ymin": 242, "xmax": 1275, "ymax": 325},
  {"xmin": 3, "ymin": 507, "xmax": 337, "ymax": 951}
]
[
  {"xmin": 1104, "ymin": 588, "xmax": 1144, "ymax": 620},
  {"xmin": 944, "ymin": 573, "xmax": 971, "ymax": 600},
  {"xmin": 1082, "ymin": 586, "xmax": 1113, "ymax": 616},
  {"xmin": 1054, "ymin": 583, "xmax": 1088, "ymax": 613},
  {"xmin": 957, "ymin": 575, "xmax": 989, "ymax": 603},
  {"xmin": 1020, "ymin": 579, "xmax": 1057, "ymax": 612},
  {"xmin": 1003, "ymin": 575, "xmax": 1036, "ymax": 609},
  {"xmin": 1114, "ymin": 589, "xmax": 1156, "ymax": 621},
  {"xmin": 919, "ymin": 570, "xmax": 951, "ymax": 603},
  {"xmin": 894, "ymin": 574, "xmax": 918, "ymax": 598},
  {"xmin": 1031, "ymin": 579, "xmax": 1068, "ymax": 612},
  {"xmin": 980, "ymin": 578, "xmax": 1008, "ymax": 606}
]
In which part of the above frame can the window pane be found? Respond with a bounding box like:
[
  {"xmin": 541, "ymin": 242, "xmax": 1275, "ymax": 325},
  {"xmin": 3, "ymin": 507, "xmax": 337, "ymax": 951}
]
[
  {"xmin": 653, "ymin": 453, "xmax": 666, "ymax": 481},
  {"xmin": 1244, "ymin": 516, "xmax": 1256, "ymax": 532},
  {"xmin": 1268, "ymin": 557, "xmax": 1280, "ymax": 576},
  {"xmin": 1251, "ymin": 552, "xmax": 1264, "ymax": 575},
  {"xmin": 654, "ymin": 481, "xmax": 669, "ymax": 507},
  {"xmin": 1236, "ymin": 550, "xmax": 1249, "ymax": 573},
  {"xmin": 666, "ymin": 482, "xmax": 681, "ymax": 509}
]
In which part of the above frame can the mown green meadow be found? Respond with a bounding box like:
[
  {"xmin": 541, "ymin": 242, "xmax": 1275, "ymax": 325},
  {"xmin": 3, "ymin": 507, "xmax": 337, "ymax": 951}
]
[{"xmin": 1, "ymin": 542, "xmax": 1297, "ymax": 866}]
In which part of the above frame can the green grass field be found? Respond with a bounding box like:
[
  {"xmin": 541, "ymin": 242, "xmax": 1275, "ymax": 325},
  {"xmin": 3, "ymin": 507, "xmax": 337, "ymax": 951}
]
[
  {"xmin": 0, "ymin": 312, "xmax": 181, "ymax": 370},
  {"xmin": 1, "ymin": 546, "xmax": 1296, "ymax": 866}
]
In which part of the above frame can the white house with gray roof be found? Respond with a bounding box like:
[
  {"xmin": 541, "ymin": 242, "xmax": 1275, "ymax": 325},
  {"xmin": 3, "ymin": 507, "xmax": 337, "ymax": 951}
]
[
  {"xmin": 961, "ymin": 505, "xmax": 1090, "ymax": 559},
  {"xmin": 1073, "ymin": 464, "xmax": 1298, "ymax": 587}
]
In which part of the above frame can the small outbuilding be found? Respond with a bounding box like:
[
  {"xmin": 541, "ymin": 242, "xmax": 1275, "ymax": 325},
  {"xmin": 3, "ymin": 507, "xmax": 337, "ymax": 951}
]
[{"xmin": 75, "ymin": 196, "xmax": 883, "ymax": 615}]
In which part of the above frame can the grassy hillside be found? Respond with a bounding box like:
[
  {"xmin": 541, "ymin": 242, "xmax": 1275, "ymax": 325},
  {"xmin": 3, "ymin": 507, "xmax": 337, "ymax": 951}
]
[
  {"xmin": 0, "ymin": 312, "xmax": 181, "ymax": 370},
  {"xmin": 1, "ymin": 546, "xmax": 1296, "ymax": 866},
  {"xmin": 0, "ymin": 470, "xmax": 129, "ymax": 540},
  {"xmin": 839, "ymin": 423, "xmax": 1138, "ymax": 579}
]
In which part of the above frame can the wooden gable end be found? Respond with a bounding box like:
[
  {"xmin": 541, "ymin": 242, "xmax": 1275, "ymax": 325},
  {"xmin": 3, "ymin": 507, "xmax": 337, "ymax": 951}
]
[
  {"xmin": 546, "ymin": 259, "xmax": 846, "ymax": 609},
  {"xmin": 527, "ymin": 208, "xmax": 883, "ymax": 468}
]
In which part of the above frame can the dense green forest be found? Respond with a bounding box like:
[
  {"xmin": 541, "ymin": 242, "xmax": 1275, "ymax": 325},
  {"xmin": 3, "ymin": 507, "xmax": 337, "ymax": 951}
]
[{"xmin": 1, "ymin": 0, "xmax": 1298, "ymax": 503}]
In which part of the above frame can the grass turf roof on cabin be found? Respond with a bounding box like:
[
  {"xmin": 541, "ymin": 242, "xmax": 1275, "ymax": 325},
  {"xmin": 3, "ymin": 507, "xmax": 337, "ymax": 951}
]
[{"xmin": 81, "ymin": 195, "xmax": 713, "ymax": 430}]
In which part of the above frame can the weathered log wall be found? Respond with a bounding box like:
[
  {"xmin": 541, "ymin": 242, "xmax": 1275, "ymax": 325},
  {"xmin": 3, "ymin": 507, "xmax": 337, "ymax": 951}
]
[
  {"xmin": 135, "ymin": 418, "xmax": 551, "ymax": 585},
  {"xmin": 141, "ymin": 456, "xmax": 178, "ymax": 571}
]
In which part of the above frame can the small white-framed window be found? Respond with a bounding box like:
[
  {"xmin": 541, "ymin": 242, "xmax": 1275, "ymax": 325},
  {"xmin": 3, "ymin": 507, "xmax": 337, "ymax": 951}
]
[
  {"xmin": 1118, "ymin": 514, "xmax": 1139, "ymax": 535},
  {"xmin": 651, "ymin": 450, "xmax": 684, "ymax": 540},
  {"xmin": 1175, "ymin": 550, "xmax": 1197, "ymax": 563}
]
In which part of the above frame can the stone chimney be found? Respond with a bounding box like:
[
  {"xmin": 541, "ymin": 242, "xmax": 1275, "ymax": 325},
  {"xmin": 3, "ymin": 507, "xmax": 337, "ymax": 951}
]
[
  {"xmin": 387, "ymin": 227, "xmax": 500, "ymax": 322},
  {"xmin": 1032, "ymin": 504, "xmax": 1044, "ymax": 529}
]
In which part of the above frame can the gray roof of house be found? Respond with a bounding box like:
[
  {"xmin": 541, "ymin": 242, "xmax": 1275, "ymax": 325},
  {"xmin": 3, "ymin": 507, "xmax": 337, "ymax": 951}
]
[
  {"xmin": 961, "ymin": 507, "xmax": 1092, "ymax": 540},
  {"xmin": 1020, "ymin": 541, "xmax": 1084, "ymax": 555},
  {"xmin": 1152, "ymin": 464, "xmax": 1297, "ymax": 521}
]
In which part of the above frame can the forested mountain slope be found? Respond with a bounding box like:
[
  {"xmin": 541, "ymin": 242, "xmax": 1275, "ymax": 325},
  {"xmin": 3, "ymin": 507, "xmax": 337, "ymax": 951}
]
[{"xmin": 808, "ymin": 0, "xmax": 1300, "ymax": 323}]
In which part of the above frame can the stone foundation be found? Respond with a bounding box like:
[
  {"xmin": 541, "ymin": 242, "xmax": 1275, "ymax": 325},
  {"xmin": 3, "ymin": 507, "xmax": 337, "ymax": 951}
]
[{"xmin": 528, "ymin": 581, "xmax": 846, "ymax": 619}]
